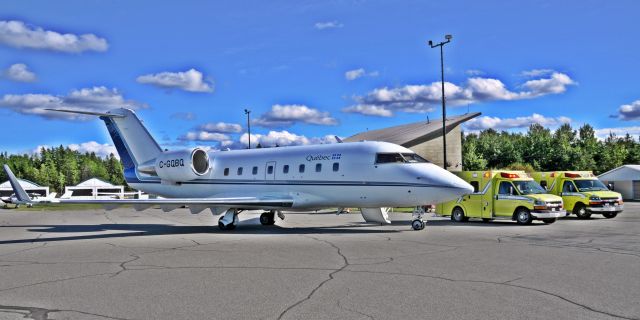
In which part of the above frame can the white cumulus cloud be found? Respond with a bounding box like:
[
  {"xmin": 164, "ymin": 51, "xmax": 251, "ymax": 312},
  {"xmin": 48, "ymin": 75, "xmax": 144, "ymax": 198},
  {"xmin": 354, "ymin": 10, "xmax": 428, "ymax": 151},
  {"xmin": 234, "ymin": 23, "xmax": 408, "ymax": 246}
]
[
  {"xmin": 0, "ymin": 20, "xmax": 108, "ymax": 53},
  {"xmin": 594, "ymin": 126, "xmax": 640, "ymax": 140},
  {"xmin": 233, "ymin": 131, "xmax": 339, "ymax": 149},
  {"xmin": 253, "ymin": 104, "xmax": 338, "ymax": 128},
  {"xmin": 0, "ymin": 86, "xmax": 146, "ymax": 120},
  {"xmin": 4, "ymin": 63, "xmax": 36, "ymax": 82},
  {"xmin": 345, "ymin": 68, "xmax": 379, "ymax": 81},
  {"xmin": 314, "ymin": 21, "xmax": 343, "ymax": 30},
  {"xmin": 614, "ymin": 100, "xmax": 640, "ymax": 121},
  {"xmin": 464, "ymin": 113, "xmax": 572, "ymax": 131},
  {"xmin": 179, "ymin": 131, "xmax": 231, "ymax": 142},
  {"xmin": 342, "ymin": 104, "xmax": 393, "ymax": 117},
  {"xmin": 344, "ymin": 71, "xmax": 576, "ymax": 117},
  {"xmin": 197, "ymin": 122, "xmax": 243, "ymax": 133},
  {"xmin": 136, "ymin": 68, "xmax": 214, "ymax": 93}
]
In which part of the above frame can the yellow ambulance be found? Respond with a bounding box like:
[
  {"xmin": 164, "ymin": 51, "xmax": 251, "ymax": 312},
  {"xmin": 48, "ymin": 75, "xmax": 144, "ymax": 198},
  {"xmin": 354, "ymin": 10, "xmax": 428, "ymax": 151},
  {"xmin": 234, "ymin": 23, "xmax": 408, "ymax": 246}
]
[
  {"xmin": 531, "ymin": 171, "xmax": 623, "ymax": 219},
  {"xmin": 435, "ymin": 170, "xmax": 566, "ymax": 224}
]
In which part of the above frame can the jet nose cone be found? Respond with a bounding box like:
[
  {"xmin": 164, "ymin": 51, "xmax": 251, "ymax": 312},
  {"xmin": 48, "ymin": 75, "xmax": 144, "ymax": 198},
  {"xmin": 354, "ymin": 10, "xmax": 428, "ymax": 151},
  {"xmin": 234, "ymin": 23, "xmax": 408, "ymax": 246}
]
[{"xmin": 422, "ymin": 164, "xmax": 474, "ymax": 196}]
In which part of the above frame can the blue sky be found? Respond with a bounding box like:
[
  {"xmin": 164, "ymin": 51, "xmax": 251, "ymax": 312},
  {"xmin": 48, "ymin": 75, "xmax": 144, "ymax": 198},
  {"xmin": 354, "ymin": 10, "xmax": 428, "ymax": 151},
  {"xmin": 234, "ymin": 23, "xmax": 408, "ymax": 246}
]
[{"xmin": 0, "ymin": 0, "xmax": 638, "ymax": 156}]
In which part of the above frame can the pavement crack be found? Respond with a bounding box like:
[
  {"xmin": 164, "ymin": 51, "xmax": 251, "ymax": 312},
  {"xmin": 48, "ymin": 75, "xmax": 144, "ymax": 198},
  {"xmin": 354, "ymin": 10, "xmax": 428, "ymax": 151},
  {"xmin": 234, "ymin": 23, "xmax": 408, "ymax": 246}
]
[
  {"xmin": 336, "ymin": 288, "xmax": 375, "ymax": 320},
  {"xmin": 345, "ymin": 270, "xmax": 637, "ymax": 320},
  {"xmin": 277, "ymin": 236, "xmax": 349, "ymax": 320}
]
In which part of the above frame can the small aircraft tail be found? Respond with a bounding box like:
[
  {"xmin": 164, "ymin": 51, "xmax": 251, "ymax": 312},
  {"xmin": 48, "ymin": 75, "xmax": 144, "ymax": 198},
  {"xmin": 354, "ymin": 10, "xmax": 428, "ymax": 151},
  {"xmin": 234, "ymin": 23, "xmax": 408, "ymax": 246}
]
[
  {"xmin": 3, "ymin": 164, "xmax": 31, "ymax": 203},
  {"xmin": 45, "ymin": 108, "xmax": 163, "ymax": 182}
]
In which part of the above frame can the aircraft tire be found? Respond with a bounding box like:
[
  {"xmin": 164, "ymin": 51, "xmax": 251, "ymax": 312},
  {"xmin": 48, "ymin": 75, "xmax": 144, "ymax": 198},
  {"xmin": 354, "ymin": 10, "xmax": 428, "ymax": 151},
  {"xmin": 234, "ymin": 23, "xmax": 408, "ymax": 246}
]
[
  {"xmin": 411, "ymin": 219, "xmax": 425, "ymax": 231},
  {"xmin": 260, "ymin": 212, "xmax": 276, "ymax": 225}
]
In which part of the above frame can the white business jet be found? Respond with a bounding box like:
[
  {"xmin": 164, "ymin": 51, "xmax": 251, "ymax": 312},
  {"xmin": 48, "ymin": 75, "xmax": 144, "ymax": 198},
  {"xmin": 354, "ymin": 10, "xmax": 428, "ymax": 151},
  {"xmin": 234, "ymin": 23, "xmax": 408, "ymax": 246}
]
[{"xmin": 10, "ymin": 108, "xmax": 473, "ymax": 230}]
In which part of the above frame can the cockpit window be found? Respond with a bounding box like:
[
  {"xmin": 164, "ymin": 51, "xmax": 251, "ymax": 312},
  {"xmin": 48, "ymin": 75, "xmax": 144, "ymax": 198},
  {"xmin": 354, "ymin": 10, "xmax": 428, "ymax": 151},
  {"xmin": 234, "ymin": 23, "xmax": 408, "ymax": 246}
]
[{"xmin": 375, "ymin": 153, "xmax": 429, "ymax": 164}]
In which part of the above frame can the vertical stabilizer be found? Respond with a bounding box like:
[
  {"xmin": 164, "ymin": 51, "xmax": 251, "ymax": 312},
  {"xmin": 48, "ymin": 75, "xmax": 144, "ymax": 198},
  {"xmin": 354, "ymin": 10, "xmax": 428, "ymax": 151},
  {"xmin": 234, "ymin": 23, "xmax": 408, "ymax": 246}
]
[
  {"xmin": 3, "ymin": 164, "xmax": 31, "ymax": 203},
  {"xmin": 99, "ymin": 108, "xmax": 163, "ymax": 170}
]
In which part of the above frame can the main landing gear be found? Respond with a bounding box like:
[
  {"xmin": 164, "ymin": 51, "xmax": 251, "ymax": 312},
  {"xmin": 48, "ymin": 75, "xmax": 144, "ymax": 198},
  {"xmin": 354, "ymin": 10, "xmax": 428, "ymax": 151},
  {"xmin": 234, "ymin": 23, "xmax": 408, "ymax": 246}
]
[
  {"xmin": 260, "ymin": 210, "xmax": 285, "ymax": 226},
  {"xmin": 218, "ymin": 209, "xmax": 239, "ymax": 230},
  {"xmin": 411, "ymin": 206, "xmax": 426, "ymax": 231}
]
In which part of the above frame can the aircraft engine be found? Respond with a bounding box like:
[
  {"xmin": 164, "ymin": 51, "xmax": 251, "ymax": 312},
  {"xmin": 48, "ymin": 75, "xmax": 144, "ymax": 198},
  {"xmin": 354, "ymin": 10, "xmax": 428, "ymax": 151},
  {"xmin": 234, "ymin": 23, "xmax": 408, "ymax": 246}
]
[{"xmin": 155, "ymin": 148, "xmax": 210, "ymax": 181}]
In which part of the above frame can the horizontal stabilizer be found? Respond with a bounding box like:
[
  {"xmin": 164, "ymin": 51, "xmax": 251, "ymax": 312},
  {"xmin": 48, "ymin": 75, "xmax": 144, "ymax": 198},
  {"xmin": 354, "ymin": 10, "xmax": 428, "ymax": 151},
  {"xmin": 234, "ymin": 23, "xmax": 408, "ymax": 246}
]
[{"xmin": 44, "ymin": 109, "xmax": 125, "ymax": 118}]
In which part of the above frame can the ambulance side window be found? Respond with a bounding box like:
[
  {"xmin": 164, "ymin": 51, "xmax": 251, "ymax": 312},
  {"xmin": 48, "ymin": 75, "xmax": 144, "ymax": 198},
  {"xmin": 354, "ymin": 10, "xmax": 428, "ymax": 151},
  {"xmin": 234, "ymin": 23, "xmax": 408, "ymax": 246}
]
[
  {"xmin": 470, "ymin": 181, "xmax": 479, "ymax": 193},
  {"xmin": 562, "ymin": 181, "xmax": 574, "ymax": 193},
  {"xmin": 540, "ymin": 180, "xmax": 547, "ymax": 190},
  {"xmin": 498, "ymin": 181, "xmax": 513, "ymax": 195}
]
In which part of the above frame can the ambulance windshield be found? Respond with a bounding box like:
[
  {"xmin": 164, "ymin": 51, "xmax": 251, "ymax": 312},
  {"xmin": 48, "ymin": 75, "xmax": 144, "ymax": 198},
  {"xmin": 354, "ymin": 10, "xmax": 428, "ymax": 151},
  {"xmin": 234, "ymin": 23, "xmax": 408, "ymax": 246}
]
[
  {"xmin": 574, "ymin": 179, "xmax": 608, "ymax": 192},
  {"xmin": 513, "ymin": 180, "xmax": 546, "ymax": 195}
]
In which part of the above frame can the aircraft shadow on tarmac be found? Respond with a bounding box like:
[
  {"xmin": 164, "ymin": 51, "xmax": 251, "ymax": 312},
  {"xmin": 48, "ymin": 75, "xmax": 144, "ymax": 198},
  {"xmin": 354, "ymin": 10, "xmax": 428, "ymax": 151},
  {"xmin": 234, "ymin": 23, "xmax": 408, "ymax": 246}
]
[{"xmin": 0, "ymin": 218, "xmax": 405, "ymax": 244}]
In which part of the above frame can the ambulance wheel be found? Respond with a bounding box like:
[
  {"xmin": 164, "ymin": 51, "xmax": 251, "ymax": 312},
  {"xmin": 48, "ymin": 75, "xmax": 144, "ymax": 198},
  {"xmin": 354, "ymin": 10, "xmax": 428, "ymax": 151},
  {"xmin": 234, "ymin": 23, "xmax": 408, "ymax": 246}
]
[
  {"xmin": 412, "ymin": 219, "xmax": 425, "ymax": 230},
  {"xmin": 515, "ymin": 208, "xmax": 533, "ymax": 225},
  {"xmin": 542, "ymin": 218, "xmax": 557, "ymax": 224},
  {"xmin": 573, "ymin": 204, "xmax": 591, "ymax": 219},
  {"xmin": 451, "ymin": 207, "xmax": 466, "ymax": 223},
  {"xmin": 603, "ymin": 212, "xmax": 617, "ymax": 219}
]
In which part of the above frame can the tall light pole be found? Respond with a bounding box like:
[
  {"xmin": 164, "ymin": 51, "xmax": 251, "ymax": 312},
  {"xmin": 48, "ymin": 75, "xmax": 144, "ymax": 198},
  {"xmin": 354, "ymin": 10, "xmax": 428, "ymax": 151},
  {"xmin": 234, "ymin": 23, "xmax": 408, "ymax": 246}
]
[
  {"xmin": 428, "ymin": 34, "xmax": 452, "ymax": 170},
  {"xmin": 244, "ymin": 109, "xmax": 251, "ymax": 149}
]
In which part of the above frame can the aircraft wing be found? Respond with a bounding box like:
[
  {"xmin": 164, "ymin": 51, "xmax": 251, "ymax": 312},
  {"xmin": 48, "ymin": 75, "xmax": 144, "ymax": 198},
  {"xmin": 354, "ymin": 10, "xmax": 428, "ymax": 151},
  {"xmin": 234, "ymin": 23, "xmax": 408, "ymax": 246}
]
[{"xmin": 58, "ymin": 196, "xmax": 294, "ymax": 209}]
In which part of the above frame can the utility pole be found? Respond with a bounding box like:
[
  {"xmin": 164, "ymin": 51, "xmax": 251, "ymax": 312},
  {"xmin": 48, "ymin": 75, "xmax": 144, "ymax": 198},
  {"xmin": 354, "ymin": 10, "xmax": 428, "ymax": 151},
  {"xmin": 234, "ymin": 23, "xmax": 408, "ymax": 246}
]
[
  {"xmin": 244, "ymin": 109, "xmax": 251, "ymax": 149},
  {"xmin": 428, "ymin": 34, "xmax": 452, "ymax": 169}
]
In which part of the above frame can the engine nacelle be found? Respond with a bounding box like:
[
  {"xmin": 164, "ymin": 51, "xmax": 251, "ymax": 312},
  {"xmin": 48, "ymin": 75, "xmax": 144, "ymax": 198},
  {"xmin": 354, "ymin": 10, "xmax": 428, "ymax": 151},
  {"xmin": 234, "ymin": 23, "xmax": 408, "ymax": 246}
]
[{"xmin": 155, "ymin": 148, "xmax": 210, "ymax": 181}]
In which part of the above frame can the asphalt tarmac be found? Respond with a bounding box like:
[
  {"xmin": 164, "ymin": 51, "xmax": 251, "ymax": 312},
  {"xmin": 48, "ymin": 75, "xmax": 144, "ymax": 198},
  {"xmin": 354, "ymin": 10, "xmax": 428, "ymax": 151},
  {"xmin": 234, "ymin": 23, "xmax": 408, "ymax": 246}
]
[{"xmin": 0, "ymin": 204, "xmax": 638, "ymax": 320}]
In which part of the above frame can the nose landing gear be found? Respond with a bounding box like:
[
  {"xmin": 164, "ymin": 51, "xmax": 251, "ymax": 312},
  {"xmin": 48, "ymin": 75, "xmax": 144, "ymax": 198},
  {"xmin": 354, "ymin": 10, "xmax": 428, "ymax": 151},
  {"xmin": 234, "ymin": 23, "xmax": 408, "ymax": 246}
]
[
  {"xmin": 411, "ymin": 206, "xmax": 426, "ymax": 231},
  {"xmin": 218, "ymin": 209, "xmax": 239, "ymax": 230}
]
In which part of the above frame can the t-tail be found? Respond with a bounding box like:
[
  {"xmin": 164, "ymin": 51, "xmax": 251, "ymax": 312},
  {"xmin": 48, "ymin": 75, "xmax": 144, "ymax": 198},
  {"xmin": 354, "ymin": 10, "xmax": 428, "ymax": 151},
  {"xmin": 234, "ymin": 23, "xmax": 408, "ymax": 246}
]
[{"xmin": 45, "ymin": 108, "xmax": 210, "ymax": 184}]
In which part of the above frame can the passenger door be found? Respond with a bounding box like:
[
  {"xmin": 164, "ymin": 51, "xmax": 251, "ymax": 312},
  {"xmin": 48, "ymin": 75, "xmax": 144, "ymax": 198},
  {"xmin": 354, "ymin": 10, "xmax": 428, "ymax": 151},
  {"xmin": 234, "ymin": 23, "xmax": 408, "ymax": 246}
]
[
  {"xmin": 265, "ymin": 161, "xmax": 276, "ymax": 180},
  {"xmin": 460, "ymin": 180, "xmax": 483, "ymax": 218},
  {"xmin": 494, "ymin": 180, "xmax": 516, "ymax": 217}
]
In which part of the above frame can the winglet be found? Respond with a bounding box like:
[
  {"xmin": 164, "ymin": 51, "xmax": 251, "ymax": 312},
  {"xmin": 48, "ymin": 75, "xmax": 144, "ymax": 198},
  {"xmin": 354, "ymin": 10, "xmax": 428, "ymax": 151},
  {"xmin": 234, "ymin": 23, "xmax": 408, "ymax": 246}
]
[
  {"xmin": 3, "ymin": 165, "xmax": 31, "ymax": 203},
  {"xmin": 334, "ymin": 136, "xmax": 343, "ymax": 143}
]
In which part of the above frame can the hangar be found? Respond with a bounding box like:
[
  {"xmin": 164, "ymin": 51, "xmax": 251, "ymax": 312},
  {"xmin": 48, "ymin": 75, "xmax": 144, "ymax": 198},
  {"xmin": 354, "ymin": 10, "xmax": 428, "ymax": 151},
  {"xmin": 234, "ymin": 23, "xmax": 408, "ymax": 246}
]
[
  {"xmin": 0, "ymin": 178, "xmax": 49, "ymax": 197},
  {"xmin": 345, "ymin": 112, "xmax": 481, "ymax": 171},
  {"xmin": 598, "ymin": 165, "xmax": 640, "ymax": 200},
  {"xmin": 62, "ymin": 177, "xmax": 124, "ymax": 199}
]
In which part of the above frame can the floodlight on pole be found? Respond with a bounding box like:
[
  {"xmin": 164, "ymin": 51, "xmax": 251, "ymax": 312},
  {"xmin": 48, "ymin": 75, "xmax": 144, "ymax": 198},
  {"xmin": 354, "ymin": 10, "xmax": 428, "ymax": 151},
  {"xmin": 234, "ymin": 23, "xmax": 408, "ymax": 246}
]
[
  {"xmin": 244, "ymin": 109, "xmax": 251, "ymax": 149},
  {"xmin": 428, "ymin": 34, "xmax": 453, "ymax": 169}
]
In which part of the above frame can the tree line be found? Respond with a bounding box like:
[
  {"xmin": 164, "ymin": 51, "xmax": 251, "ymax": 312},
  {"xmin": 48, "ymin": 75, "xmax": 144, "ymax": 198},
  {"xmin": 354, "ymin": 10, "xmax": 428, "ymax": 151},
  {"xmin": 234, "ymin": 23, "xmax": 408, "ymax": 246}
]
[
  {"xmin": 462, "ymin": 123, "xmax": 639, "ymax": 174},
  {"xmin": 0, "ymin": 146, "xmax": 125, "ymax": 193}
]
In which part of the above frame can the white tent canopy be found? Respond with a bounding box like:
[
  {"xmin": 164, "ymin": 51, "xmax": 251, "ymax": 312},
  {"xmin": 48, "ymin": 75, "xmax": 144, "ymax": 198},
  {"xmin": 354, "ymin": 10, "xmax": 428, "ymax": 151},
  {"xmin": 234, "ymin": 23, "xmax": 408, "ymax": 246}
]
[
  {"xmin": 0, "ymin": 178, "xmax": 49, "ymax": 197},
  {"xmin": 599, "ymin": 165, "xmax": 640, "ymax": 200}
]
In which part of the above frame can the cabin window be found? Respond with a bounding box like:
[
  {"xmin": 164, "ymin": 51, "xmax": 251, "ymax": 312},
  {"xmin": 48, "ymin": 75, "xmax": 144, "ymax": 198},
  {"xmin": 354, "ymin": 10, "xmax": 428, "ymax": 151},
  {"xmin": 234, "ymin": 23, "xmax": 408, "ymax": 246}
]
[
  {"xmin": 283, "ymin": 165, "xmax": 289, "ymax": 174},
  {"xmin": 470, "ymin": 181, "xmax": 479, "ymax": 193},
  {"xmin": 498, "ymin": 181, "xmax": 515, "ymax": 195},
  {"xmin": 267, "ymin": 166, "xmax": 274, "ymax": 174},
  {"xmin": 237, "ymin": 167, "xmax": 243, "ymax": 176},
  {"xmin": 299, "ymin": 164, "xmax": 305, "ymax": 173},
  {"xmin": 333, "ymin": 162, "xmax": 339, "ymax": 172},
  {"xmin": 562, "ymin": 181, "xmax": 575, "ymax": 193},
  {"xmin": 316, "ymin": 163, "xmax": 322, "ymax": 172},
  {"xmin": 252, "ymin": 166, "xmax": 258, "ymax": 175},
  {"xmin": 540, "ymin": 180, "xmax": 547, "ymax": 190},
  {"xmin": 224, "ymin": 168, "xmax": 229, "ymax": 176}
]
